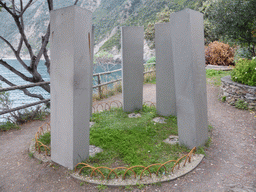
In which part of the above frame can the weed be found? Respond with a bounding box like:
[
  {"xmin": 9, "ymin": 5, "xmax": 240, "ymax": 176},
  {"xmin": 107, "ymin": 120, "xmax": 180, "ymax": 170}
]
[
  {"xmin": 137, "ymin": 183, "xmax": 145, "ymax": 190},
  {"xmin": 0, "ymin": 121, "xmax": 19, "ymax": 132},
  {"xmin": 125, "ymin": 185, "xmax": 133, "ymax": 191},
  {"xmin": 221, "ymin": 96, "xmax": 226, "ymax": 102},
  {"xmin": 37, "ymin": 132, "xmax": 51, "ymax": 153},
  {"xmin": 8, "ymin": 105, "xmax": 50, "ymax": 125},
  {"xmin": 152, "ymin": 182, "xmax": 162, "ymax": 187},
  {"xmin": 208, "ymin": 125, "xmax": 214, "ymax": 132},
  {"xmin": 28, "ymin": 152, "xmax": 34, "ymax": 158},
  {"xmin": 144, "ymin": 72, "xmax": 156, "ymax": 84},
  {"xmin": 235, "ymin": 99, "xmax": 248, "ymax": 110},
  {"xmin": 38, "ymin": 132, "xmax": 51, "ymax": 146},
  {"xmin": 97, "ymin": 184, "xmax": 107, "ymax": 191},
  {"xmin": 93, "ymin": 82, "xmax": 122, "ymax": 101},
  {"xmin": 80, "ymin": 182, "xmax": 85, "ymax": 186},
  {"xmin": 205, "ymin": 137, "xmax": 212, "ymax": 148}
]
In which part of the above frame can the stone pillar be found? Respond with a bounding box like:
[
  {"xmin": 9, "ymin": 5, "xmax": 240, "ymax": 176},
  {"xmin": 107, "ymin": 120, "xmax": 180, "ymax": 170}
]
[
  {"xmin": 169, "ymin": 9, "xmax": 208, "ymax": 149},
  {"xmin": 121, "ymin": 26, "xmax": 144, "ymax": 112},
  {"xmin": 155, "ymin": 23, "xmax": 177, "ymax": 116},
  {"xmin": 50, "ymin": 6, "xmax": 93, "ymax": 169}
]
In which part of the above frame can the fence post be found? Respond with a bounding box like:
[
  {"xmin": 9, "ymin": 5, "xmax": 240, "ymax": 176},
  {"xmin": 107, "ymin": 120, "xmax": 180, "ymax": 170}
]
[{"xmin": 97, "ymin": 74, "xmax": 102, "ymax": 99}]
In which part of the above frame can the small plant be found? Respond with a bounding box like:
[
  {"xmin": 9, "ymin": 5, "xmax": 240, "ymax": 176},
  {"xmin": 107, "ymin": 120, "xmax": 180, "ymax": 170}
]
[
  {"xmin": 137, "ymin": 183, "xmax": 145, "ymax": 190},
  {"xmin": 235, "ymin": 99, "xmax": 249, "ymax": 110},
  {"xmin": 205, "ymin": 41, "xmax": 235, "ymax": 66},
  {"xmin": 152, "ymin": 182, "xmax": 162, "ymax": 187},
  {"xmin": 231, "ymin": 58, "xmax": 256, "ymax": 86},
  {"xmin": 146, "ymin": 56, "xmax": 156, "ymax": 64},
  {"xmin": 125, "ymin": 185, "xmax": 133, "ymax": 191},
  {"xmin": 37, "ymin": 131, "xmax": 51, "ymax": 154},
  {"xmin": 0, "ymin": 121, "xmax": 19, "ymax": 132},
  {"xmin": 97, "ymin": 184, "xmax": 107, "ymax": 191},
  {"xmin": 28, "ymin": 152, "xmax": 34, "ymax": 158},
  {"xmin": 221, "ymin": 96, "xmax": 226, "ymax": 102},
  {"xmin": 208, "ymin": 125, "xmax": 214, "ymax": 132},
  {"xmin": 79, "ymin": 182, "xmax": 85, "ymax": 186},
  {"xmin": 144, "ymin": 72, "xmax": 156, "ymax": 84},
  {"xmin": 8, "ymin": 105, "xmax": 50, "ymax": 125},
  {"xmin": 38, "ymin": 132, "xmax": 51, "ymax": 146}
]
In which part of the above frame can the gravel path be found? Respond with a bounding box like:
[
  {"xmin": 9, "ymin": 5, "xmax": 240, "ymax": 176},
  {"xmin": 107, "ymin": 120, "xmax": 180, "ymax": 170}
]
[{"xmin": 0, "ymin": 83, "xmax": 255, "ymax": 192}]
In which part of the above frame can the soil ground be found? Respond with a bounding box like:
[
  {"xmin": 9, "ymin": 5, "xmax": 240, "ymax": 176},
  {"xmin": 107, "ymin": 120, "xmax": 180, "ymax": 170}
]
[{"xmin": 0, "ymin": 83, "xmax": 255, "ymax": 192}]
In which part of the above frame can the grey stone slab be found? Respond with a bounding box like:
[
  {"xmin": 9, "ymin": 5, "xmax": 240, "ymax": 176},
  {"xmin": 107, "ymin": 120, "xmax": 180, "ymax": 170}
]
[
  {"xmin": 155, "ymin": 23, "xmax": 177, "ymax": 116},
  {"xmin": 50, "ymin": 6, "xmax": 93, "ymax": 169},
  {"xmin": 121, "ymin": 26, "xmax": 144, "ymax": 112},
  {"xmin": 169, "ymin": 9, "xmax": 208, "ymax": 149}
]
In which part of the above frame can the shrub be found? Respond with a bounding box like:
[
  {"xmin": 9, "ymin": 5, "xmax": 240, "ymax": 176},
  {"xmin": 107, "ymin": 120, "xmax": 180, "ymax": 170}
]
[
  {"xmin": 231, "ymin": 58, "xmax": 256, "ymax": 86},
  {"xmin": 146, "ymin": 56, "xmax": 156, "ymax": 64},
  {"xmin": 235, "ymin": 99, "xmax": 248, "ymax": 110},
  {"xmin": 9, "ymin": 105, "xmax": 50, "ymax": 125},
  {"xmin": 234, "ymin": 46, "xmax": 253, "ymax": 62},
  {"xmin": 205, "ymin": 41, "xmax": 235, "ymax": 66}
]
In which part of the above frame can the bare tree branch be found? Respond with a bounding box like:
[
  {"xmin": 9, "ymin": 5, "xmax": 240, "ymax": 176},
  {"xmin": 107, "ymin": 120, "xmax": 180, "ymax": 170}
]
[
  {"xmin": 0, "ymin": 36, "xmax": 16, "ymax": 53},
  {"xmin": 42, "ymin": 36, "xmax": 50, "ymax": 74},
  {"xmin": 0, "ymin": 75, "xmax": 45, "ymax": 100},
  {"xmin": 0, "ymin": 59, "xmax": 34, "ymax": 82},
  {"xmin": 0, "ymin": 1, "xmax": 15, "ymax": 16},
  {"xmin": 47, "ymin": 0, "xmax": 53, "ymax": 10},
  {"xmin": 19, "ymin": 0, "xmax": 33, "ymax": 17},
  {"xmin": 0, "ymin": 0, "xmax": 51, "ymax": 101},
  {"xmin": 74, "ymin": 0, "xmax": 79, "ymax": 5},
  {"xmin": 34, "ymin": 24, "xmax": 50, "ymax": 68},
  {"xmin": 0, "ymin": 36, "xmax": 30, "ymax": 71},
  {"xmin": 13, "ymin": 16, "xmax": 35, "ymax": 59},
  {"xmin": 12, "ymin": 0, "xmax": 16, "ymax": 15}
]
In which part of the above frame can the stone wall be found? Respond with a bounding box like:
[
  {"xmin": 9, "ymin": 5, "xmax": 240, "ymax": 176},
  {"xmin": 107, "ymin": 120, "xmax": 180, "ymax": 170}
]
[{"xmin": 219, "ymin": 76, "xmax": 256, "ymax": 110}]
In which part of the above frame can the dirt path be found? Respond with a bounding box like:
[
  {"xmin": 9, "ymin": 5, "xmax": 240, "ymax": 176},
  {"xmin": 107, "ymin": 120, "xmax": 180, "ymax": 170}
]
[{"xmin": 0, "ymin": 83, "xmax": 255, "ymax": 192}]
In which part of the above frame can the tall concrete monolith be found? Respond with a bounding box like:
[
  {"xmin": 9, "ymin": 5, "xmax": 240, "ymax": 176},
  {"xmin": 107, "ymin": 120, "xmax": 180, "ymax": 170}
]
[
  {"xmin": 169, "ymin": 9, "xmax": 208, "ymax": 149},
  {"xmin": 50, "ymin": 6, "xmax": 93, "ymax": 169},
  {"xmin": 155, "ymin": 23, "xmax": 177, "ymax": 116},
  {"xmin": 121, "ymin": 26, "xmax": 144, "ymax": 112}
]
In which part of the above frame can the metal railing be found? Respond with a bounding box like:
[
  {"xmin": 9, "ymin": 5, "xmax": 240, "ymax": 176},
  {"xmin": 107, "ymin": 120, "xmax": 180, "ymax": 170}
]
[{"xmin": 0, "ymin": 63, "xmax": 156, "ymax": 115}]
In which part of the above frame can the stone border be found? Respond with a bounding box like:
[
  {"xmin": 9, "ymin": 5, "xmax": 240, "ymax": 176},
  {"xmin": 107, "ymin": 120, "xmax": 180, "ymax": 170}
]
[
  {"xmin": 219, "ymin": 76, "xmax": 256, "ymax": 110},
  {"xmin": 29, "ymin": 137, "xmax": 204, "ymax": 186},
  {"xmin": 70, "ymin": 154, "xmax": 204, "ymax": 186}
]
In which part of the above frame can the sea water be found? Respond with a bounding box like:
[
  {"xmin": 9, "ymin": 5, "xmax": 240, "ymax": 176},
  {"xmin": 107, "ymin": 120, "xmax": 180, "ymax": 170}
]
[{"xmin": 0, "ymin": 59, "xmax": 121, "ymax": 122}]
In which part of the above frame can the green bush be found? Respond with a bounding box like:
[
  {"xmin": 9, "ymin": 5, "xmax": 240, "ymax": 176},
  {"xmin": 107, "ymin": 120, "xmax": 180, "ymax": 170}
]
[
  {"xmin": 231, "ymin": 58, "xmax": 256, "ymax": 86},
  {"xmin": 146, "ymin": 56, "xmax": 156, "ymax": 64},
  {"xmin": 234, "ymin": 46, "xmax": 253, "ymax": 62},
  {"xmin": 235, "ymin": 99, "xmax": 248, "ymax": 110}
]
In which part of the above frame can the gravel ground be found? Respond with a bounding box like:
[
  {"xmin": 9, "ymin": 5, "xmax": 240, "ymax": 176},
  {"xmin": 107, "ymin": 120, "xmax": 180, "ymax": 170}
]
[{"xmin": 0, "ymin": 83, "xmax": 255, "ymax": 192}]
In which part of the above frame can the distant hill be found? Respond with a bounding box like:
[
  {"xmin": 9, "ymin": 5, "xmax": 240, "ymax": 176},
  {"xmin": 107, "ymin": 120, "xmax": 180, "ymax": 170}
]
[{"xmin": 0, "ymin": 0, "xmax": 205, "ymax": 59}]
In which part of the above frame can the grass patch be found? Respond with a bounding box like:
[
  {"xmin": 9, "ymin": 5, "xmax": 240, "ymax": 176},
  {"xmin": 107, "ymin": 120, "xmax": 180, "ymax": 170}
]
[
  {"xmin": 77, "ymin": 105, "xmax": 199, "ymax": 178},
  {"xmin": 0, "ymin": 121, "xmax": 19, "ymax": 132},
  {"xmin": 37, "ymin": 131, "xmax": 51, "ymax": 153},
  {"xmin": 206, "ymin": 69, "xmax": 232, "ymax": 86}
]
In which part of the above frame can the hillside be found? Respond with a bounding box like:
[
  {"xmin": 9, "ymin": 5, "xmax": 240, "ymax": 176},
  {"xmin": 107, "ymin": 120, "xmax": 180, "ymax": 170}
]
[{"xmin": 0, "ymin": 0, "xmax": 205, "ymax": 60}]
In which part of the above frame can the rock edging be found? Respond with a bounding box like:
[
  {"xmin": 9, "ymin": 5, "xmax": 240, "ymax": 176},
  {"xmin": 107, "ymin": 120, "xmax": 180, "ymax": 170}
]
[{"xmin": 219, "ymin": 76, "xmax": 256, "ymax": 110}]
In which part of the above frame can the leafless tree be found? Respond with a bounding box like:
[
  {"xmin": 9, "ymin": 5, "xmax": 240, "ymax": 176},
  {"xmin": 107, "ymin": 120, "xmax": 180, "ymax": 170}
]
[{"xmin": 0, "ymin": 0, "xmax": 78, "ymax": 101}]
